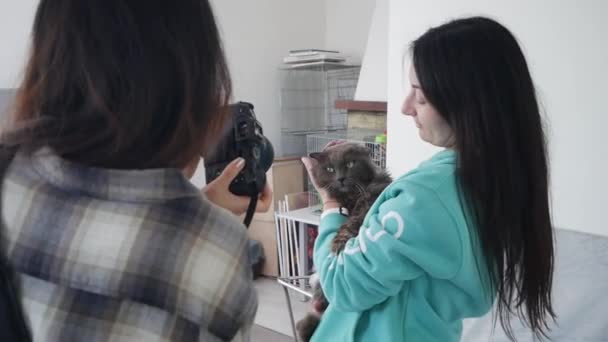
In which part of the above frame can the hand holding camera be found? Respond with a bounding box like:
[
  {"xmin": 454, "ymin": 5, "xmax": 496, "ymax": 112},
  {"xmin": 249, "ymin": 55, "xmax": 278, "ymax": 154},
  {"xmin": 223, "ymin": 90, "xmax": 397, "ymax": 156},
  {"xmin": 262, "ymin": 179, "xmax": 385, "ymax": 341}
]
[
  {"xmin": 203, "ymin": 157, "xmax": 272, "ymax": 215},
  {"xmin": 204, "ymin": 102, "xmax": 275, "ymax": 225}
]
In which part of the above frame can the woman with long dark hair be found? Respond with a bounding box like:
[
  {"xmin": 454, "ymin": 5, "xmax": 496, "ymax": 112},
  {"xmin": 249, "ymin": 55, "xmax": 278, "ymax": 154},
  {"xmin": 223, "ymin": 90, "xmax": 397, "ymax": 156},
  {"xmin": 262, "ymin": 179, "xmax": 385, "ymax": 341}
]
[
  {"xmin": 0, "ymin": 1, "xmax": 271, "ymax": 341},
  {"xmin": 303, "ymin": 16, "xmax": 554, "ymax": 341}
]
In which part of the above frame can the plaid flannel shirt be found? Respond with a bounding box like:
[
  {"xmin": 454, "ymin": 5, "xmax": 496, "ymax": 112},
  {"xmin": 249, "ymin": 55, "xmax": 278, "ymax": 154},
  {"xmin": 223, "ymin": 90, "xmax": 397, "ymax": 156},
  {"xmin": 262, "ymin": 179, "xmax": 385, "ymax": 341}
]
[{"xmin": 1, "ymin": 148, "xmax": 257, "ymax": 341}]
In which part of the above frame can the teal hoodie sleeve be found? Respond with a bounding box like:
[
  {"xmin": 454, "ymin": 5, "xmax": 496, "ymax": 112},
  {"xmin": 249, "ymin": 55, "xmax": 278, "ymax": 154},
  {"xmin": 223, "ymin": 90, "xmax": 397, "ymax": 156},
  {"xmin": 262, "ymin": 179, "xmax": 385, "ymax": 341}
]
[{"xmin": 313, "ymin": 180, "xmax": 463, "ymax": 312}]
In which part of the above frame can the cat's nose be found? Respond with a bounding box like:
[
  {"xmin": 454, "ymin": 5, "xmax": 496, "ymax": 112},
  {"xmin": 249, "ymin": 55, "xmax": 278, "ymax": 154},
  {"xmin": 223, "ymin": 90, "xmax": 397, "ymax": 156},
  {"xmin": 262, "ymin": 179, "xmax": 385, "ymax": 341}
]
[{"xmin": 338, "ymin": 177, "xmax": 346, "ymax": 184}]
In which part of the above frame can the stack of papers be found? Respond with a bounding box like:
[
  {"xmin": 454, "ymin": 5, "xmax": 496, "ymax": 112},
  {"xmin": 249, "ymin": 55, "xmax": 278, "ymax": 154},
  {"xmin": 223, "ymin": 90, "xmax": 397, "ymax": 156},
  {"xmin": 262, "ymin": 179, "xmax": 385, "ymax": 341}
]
[{"xmin": 283, "ymin": 49, "xmax": 347, "ymax": 64}]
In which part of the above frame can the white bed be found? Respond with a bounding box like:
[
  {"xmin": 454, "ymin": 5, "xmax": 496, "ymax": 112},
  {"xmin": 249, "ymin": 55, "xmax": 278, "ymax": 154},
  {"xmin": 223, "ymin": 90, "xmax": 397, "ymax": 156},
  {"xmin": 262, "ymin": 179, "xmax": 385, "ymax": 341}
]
[{"xmin": 462, "ymin": 228, "xmax": 608, "ymax": 341}]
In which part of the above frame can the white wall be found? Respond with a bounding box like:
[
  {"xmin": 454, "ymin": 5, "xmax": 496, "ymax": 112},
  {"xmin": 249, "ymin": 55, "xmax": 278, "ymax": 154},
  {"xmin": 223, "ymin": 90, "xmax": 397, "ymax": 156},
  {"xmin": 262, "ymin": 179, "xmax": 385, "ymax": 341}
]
[
  {"xmin": 210, "ymin": 0, "xmax": 326, "ymax": 158},
  {"xmin": 325, "ymin": 0, "xmax": 375, "ymax": 65},
  {"xmin": 0, "ymin": 0, "xmax": 377, "ymax": 155},
  {"xmin": 0, "ymin": 0, "xmax": 376, "ymax": 181},
  {"xmin": 0, "ymin": 1, "xmax": 37, "ymax": 88},
  {"xmin": 198, "ymin": 0, "xmax": 374, "ymax": 185},
  {"xmin": 354, "ymin": 0, "xmax": 388, "ymax": 101},
  {"xmin": 0, "ymin": 0, "xmax": 329, "ymax": 158},
  {"xmin": 325, "ymin": 0, "xmax": 388, "ymax": 101},
  {"xmin": 388, "ymin": 0, "xmax": 608, "ymax": 236},
  {"xmin": 212, "ymin": 0, "xmax": 379, "ymax": 157}
]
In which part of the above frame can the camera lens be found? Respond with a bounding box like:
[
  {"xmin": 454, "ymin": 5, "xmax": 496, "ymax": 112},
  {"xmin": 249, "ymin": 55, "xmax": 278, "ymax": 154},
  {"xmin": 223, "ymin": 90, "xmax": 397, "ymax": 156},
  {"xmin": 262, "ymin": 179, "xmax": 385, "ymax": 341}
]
[
  {"xmin": 238, "ymin": 122, "xmax": 248, "ymax": 138},
  {"xmin": 259, "ymin": 137, "xmax": 274, "ymax": 171},
  {"xmin": 253, "ymin": 146, "xmax": 261, "ymax": 160}
]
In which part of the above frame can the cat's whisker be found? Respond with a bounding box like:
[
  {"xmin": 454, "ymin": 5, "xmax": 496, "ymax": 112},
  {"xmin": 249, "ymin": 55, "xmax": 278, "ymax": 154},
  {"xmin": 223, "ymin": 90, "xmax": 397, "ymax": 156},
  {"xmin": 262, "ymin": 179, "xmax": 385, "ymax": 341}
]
[
  {"xmin": 353, "ymin": 182, "xmax": 367, "ymax": 198},
  {"xmin": 348, "ymin": 181, "xmax": 371, "ymax": 212}
]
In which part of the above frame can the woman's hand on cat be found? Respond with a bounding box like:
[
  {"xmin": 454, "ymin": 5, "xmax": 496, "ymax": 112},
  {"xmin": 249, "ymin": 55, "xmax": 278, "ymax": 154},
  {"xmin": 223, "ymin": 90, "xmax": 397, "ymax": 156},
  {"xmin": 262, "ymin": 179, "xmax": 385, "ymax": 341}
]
[
  {"xmin": 323, "ymin": 140, "xmax": 346, "ymax": 150},
  {"xmin": 301, "ymin": 157, "xmax": 339, "ymax": 209},
  {"xmin": 203, "ymin": 157, "xmax": 273, "ymax": 215}
]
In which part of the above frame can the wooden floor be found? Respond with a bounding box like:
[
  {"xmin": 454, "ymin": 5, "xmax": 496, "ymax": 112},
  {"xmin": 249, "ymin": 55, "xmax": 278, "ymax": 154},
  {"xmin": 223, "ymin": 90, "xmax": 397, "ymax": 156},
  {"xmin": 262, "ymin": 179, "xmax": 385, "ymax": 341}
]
[
  {"xmin": 252, "ymin": 324, "xmax": 294, "ymax": 342},
  {"xmin": 253, "ymin": 277, "xmax": 309, "ymax": 338}
]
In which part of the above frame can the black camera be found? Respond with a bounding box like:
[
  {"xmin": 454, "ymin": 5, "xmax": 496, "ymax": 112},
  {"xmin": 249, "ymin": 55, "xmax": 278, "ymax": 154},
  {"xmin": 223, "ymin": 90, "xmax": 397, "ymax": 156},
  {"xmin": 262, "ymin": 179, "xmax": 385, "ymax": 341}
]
[{"xmin": 204, "ymin": 101, "xmax": 274, "ymax": 198}]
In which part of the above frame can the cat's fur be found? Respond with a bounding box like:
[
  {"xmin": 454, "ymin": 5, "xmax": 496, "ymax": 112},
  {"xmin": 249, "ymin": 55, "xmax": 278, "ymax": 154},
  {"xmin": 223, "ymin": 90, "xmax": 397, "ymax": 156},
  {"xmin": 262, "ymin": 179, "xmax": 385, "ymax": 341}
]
[{"xmin": 296, "ymin": 143, "xmax": 392, "ymax": 342}]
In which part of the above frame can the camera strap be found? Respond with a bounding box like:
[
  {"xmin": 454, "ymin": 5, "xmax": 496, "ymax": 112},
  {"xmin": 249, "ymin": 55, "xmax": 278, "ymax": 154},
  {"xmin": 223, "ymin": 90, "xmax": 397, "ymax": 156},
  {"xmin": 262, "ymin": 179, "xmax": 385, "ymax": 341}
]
[{"xmin": 243, "ymin": 194, "xmax": 258, "ymax": 228}]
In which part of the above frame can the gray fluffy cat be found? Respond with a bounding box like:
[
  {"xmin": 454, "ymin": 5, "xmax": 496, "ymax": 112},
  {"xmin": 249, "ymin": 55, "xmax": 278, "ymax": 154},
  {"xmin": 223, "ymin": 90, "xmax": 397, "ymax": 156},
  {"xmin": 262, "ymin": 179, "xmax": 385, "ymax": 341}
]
[{"xmin": 296, "ymin": 142, "xmax": 392, "ymax": 342}]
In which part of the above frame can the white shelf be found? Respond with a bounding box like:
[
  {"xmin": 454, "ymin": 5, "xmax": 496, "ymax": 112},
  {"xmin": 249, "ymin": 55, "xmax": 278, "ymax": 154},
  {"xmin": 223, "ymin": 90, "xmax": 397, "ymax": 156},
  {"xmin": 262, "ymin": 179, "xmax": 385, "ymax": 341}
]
[{"xmin": 274, "ymin": 204, "xmax": 321, "ymax": 226}]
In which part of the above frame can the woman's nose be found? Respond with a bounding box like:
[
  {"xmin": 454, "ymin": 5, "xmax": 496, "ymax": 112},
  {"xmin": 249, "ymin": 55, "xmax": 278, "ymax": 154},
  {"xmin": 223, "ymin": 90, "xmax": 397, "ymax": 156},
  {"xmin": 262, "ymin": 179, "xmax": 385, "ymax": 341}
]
[{"xmin": 402, "ymin": 96, "xmax": 414, "ymax": 117}]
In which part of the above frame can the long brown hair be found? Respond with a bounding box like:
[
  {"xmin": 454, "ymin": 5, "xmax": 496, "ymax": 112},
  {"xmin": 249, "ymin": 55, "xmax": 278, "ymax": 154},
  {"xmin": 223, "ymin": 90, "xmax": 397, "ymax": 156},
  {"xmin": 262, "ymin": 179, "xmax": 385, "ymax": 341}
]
[
  {"xmin": 5, "ymin": 0, "xmax": 231, "ymax": 169},
  {"xmin": 412, "ymin": 17, "xmax": 555, "ymax": 339}
]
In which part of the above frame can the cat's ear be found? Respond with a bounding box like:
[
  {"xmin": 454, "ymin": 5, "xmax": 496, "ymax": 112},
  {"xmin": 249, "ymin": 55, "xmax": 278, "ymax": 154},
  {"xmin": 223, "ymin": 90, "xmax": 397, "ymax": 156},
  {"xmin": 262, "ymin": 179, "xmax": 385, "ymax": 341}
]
[
  {"xmin": 354, "ymin": 144, "xmax": 373, "ymax": 157},
  {"xmin": 309, "ymin": 152, "xmax": 327, "ymax": 162}
]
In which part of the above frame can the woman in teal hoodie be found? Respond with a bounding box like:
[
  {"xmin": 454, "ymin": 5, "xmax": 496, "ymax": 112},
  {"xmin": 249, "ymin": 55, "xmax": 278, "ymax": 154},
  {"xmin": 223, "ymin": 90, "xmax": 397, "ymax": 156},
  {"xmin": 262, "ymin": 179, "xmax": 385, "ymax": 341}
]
[{"xmin": 302, "ymin": 17, "xmax": 555, "ymax": 341}]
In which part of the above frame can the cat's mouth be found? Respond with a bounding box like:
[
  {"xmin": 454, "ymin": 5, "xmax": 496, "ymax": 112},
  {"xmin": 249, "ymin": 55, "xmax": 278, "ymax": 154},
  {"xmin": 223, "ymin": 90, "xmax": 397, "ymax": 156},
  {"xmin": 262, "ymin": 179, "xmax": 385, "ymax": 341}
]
[
  {"xmin": 328, "ymin": 182, "xmax": 349, "ymax": 194},
  {"xmin": 336, "ymin": 185, "xmax": 350, "ymax": 193},
  {"xmin": 331, "ymin": 179, "xmax": 364, "ymax": 194}
]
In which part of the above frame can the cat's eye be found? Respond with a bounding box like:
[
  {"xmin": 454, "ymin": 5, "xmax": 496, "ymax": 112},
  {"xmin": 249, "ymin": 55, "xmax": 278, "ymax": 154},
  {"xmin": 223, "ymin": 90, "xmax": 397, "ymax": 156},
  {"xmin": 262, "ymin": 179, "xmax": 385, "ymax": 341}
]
[
  {"xmin": 326, "ymin": 167, "xmax": 335, "ymax": 173},
  {"xmin": 346, "ymin": 161, "xmax": 355, "ymax": 168}
]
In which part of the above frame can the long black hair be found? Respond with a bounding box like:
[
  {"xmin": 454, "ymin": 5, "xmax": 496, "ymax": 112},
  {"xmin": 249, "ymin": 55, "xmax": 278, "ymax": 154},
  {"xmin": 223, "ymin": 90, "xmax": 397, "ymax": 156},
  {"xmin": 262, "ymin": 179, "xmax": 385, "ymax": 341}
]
[
  {"xmin": 4, "ymin": 0, "xmax": 231, "ymax": 170},
  {"xmin": 411, "ymin": 17, "xmax": 555, "ymax": 339}
]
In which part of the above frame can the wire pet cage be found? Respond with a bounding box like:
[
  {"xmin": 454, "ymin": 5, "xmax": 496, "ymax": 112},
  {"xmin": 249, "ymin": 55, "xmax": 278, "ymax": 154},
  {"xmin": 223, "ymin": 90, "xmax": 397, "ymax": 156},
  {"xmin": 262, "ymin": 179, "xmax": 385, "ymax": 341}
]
[{"xmin": 280, "ymin": 64, "xmax": 361, "ymax": 156}]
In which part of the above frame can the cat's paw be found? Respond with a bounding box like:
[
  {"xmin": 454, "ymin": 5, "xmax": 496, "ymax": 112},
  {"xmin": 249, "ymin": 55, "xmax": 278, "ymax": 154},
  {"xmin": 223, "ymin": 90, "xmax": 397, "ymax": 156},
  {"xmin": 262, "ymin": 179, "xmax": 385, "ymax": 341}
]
[
  {"xmin": 296, "ymin": 313, "xmax": 321, "ymax": 342},
  {"xmin": 309, "ymin": 272, "xmax": 320, "ymax": 287}
]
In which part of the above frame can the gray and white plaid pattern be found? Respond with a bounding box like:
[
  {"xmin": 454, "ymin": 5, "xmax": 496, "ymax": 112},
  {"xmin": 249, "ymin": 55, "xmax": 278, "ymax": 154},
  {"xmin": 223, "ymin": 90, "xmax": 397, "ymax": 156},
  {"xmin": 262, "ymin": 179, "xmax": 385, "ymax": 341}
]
[{"xmin": 2, "ymin": 148, "xmax": 257, "ymax": 341}]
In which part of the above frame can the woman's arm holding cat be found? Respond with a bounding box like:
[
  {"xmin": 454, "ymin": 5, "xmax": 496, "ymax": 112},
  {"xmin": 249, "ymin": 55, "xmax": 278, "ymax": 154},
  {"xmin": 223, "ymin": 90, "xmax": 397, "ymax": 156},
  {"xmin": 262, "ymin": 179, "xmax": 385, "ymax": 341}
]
[{"xmin": 311, "ymin": 180, "xmax": 464, "ymax": 312}]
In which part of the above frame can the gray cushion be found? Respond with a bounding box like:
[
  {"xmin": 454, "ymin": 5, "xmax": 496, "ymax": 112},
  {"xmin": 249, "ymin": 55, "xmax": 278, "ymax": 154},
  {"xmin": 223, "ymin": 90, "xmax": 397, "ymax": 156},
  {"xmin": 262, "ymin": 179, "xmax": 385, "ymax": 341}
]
[{"xmin": 462, "ymin": 228, "xmax": 608, "ymax": 341}]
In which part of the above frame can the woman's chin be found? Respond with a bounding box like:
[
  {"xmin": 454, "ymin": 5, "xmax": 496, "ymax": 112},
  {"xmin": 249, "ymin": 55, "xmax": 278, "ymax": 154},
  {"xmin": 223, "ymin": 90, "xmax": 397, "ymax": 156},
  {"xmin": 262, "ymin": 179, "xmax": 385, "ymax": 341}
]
[{"xmin": 418, "ymin": 130, "xmax": 428, "ymax": 141}]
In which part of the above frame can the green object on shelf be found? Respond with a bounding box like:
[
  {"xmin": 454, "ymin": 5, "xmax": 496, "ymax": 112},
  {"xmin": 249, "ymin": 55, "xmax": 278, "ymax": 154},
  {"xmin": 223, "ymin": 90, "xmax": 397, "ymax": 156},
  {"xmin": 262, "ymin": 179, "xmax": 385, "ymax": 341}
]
[{"xmin": 375, "ymin": 134, "xmax": 387, "ymax": 144}]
